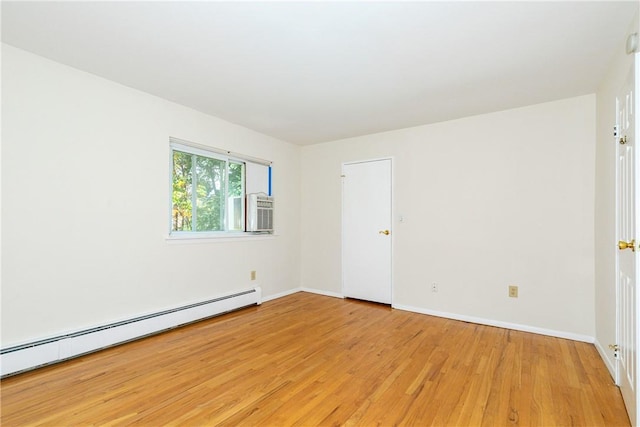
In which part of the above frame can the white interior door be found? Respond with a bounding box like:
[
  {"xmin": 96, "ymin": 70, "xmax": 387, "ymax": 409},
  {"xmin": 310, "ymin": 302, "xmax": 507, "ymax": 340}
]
[
  {"xmin": 616, "ymin": 58, "xmax": 638, "ymax": 424},
  {"xmin": 342, "ymin": 159, "xmax": 392, "ymax": 304}
]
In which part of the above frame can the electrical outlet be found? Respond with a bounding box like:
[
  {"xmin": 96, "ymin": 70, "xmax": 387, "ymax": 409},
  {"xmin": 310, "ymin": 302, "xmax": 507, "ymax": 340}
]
[
  {"xmin": 509, "ymin": 285, "xmax": 518, "ymax": 298},
  {"xmin": 251, "ymin": 271, "xmax": 256, "ymax": 281},
  {"xmin": 432, "ymin": 283, "xmax": 438, "ymax": 292}
]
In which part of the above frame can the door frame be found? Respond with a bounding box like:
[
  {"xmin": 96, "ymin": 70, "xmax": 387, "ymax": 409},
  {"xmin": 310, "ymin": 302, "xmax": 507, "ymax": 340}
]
[{"xmin": 341, "ymin": 157, "xmax": 394, "ymax": 304}]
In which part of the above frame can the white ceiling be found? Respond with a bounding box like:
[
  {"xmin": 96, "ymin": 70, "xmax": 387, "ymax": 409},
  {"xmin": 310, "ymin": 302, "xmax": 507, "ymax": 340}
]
[{"xmin": 2, "ymin": 1, "xmax": 638, "ymax": 145}]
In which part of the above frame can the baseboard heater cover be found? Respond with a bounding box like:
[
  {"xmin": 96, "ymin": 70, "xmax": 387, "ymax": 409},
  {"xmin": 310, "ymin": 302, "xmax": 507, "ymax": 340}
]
[{"xmin": 0, "ymin": 287, "xmax": 262, "ymax": 377}]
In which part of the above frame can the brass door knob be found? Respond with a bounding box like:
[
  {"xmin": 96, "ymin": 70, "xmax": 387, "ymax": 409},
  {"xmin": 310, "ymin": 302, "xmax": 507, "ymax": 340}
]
[
  {"xmin": 379, "ymin": 230, "xmax": 390, "ymax": 235},
  {"xmin": 618, "ymin": 240, "xmax": 636, "ymax": 251}
]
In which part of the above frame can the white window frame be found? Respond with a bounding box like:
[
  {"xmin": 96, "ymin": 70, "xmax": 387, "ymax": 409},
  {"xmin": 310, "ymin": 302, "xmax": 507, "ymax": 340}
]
[{"xmin": 167, "ymin": 138, "xmax": 272, "ymax": 240}]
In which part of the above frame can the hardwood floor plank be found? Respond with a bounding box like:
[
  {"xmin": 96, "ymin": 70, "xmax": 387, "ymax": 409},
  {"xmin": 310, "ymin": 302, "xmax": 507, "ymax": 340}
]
[{"xmin": 0, "ymin": 292, "xmax": 630, "ymax": 426}]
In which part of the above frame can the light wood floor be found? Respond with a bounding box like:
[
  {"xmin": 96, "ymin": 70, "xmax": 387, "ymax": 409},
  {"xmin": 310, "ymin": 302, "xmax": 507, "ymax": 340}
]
[{"xmin": 0, "ymin": 292, "xmax": 630, "ymax": 426}]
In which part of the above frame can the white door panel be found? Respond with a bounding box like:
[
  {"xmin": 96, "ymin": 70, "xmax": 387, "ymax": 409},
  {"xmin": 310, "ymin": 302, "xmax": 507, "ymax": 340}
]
[
  {"xmin": 617, "ymin": 58, "xmax": 638, "ymax": 425},
  {"xmin": 342, "ymin": 159, "xmax": 392, "ymax": 304}
]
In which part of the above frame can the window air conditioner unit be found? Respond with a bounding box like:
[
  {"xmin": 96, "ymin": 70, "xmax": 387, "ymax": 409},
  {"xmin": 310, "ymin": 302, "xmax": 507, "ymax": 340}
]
[{"xmin": 246, "ymin": 193, "xmax": 274, "ymax": 232}]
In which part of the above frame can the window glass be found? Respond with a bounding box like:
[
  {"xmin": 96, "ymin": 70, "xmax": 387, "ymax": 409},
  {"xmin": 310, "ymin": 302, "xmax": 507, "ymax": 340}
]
[
  {"xmin": 172, "ymin": 150, "xmax": 193, "ymax": 232},
  {"xmin": 227, "ymin": 162, "xmax": 244, "ymax": 231},
  {"xmin": 171, "ymin": 149, "xmax": 245, "ymax": 233},
  {"xmin": 195, "ymin": 155, "xmax": 226, "ymax": 231}
]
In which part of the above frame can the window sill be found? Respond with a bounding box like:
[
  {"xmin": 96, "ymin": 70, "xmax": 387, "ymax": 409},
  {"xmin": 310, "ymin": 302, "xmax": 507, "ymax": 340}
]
[{"xmin": 165, "ymin": 232, "xmax": 276, "ymax": 244}]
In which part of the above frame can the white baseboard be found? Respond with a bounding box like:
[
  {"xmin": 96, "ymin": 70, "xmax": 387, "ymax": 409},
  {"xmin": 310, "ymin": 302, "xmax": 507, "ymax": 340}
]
[
  {"xmin": 594, "ymin": 339, "xmax": 617, "ymax": 381},
  {"xmin": 393, "ymin": 303, "xmax": 594, "ymax": 343},
  {"xmin": 262, "ymin": 287, "xmax": 343, "ymax": 302},
  {"xmin": 266, "ymin": 291, "xmax": 594, "ymax": 344},
  {"xmin": 261, "ymin": 287, "xmax": 302, "ymax": 302},
  {"xmin": 300, "ymin": 287, "xmax": 344, "ymax": 299}
]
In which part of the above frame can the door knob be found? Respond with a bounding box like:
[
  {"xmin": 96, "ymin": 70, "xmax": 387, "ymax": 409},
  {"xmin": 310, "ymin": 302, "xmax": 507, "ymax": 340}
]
[
  {"xmin": 379, "ymin": 230, "xmax": 390, "ymax": 235},
  {"xmin": 618, "ymin": 240, "xmax": 636, "ymax": 251}
]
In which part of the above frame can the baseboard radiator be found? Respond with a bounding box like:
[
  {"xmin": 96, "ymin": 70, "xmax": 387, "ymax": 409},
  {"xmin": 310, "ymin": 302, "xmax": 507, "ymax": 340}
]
[{"xmin": 0, "ymin": 287, "xmax": 262, "ymax": 377}]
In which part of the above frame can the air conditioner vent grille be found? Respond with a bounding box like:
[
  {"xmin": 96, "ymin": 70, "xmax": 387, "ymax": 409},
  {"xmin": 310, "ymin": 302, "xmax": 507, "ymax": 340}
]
[{"xmin": 247, "ymin": 194, "xmax": 274, "ymax": 232}]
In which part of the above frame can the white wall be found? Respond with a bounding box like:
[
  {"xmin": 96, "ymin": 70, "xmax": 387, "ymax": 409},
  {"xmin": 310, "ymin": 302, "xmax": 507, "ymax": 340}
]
[
  {"xmin": 1, "ymin": 44, "xmax": 301, "ymax": 346},
  {"xmin": 5, "ymin": 32, "xmax": 627, "ymax": 351},
  {"xmin": 301, "ymin": 95, "xmax": 596, "ymax": 339},
  {"xmin": 594, "ymin": 13, "xmax": 640, "ymax": 375}
]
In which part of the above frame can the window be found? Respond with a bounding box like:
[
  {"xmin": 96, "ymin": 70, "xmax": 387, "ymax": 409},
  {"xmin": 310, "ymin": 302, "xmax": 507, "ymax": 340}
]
[{"xmin": 169, "ymin": 138, "xmax": 271, "ymax": 237}]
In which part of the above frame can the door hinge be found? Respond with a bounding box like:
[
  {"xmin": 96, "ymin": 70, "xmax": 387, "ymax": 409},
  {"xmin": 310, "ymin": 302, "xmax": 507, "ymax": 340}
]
[{"xmin": 609, "ymin": 344, "xmax": 620, "ymax": 359}]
